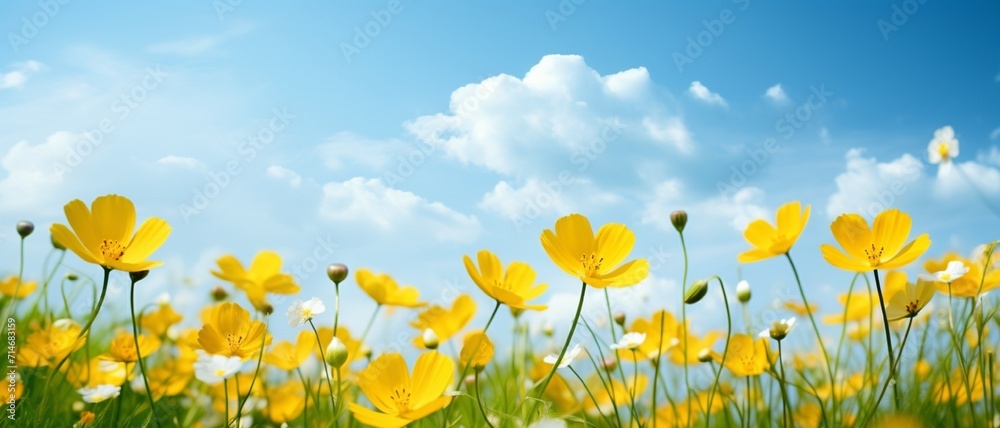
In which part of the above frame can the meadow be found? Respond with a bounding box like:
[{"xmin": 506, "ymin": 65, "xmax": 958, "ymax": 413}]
[{"xmin": 2, "ymin": 129, "xmax": 998, "ymax": 427}]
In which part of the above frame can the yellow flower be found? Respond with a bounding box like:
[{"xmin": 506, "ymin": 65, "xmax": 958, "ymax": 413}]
[
  {"xmin": 722, "ymin": 334, "xmax": 771, "ymax": 377},
  {"xmin": 349, "ymin": 352, "xmax": 455, "ymax": 428},
  {"xmin": 459, "ymin": 331, "xmax": 494, "ymax": 369},
  {"xmin": 463, "ymin": 249, "xmax": 547, "ymax": 311},
  {"xmin": 816, "ymin": 373, "xmax": 866, "ymax": 401},
  {"xmin": 197, "ymin": 302, "xmax": 271, "ymax": 361},
  {"xmin": 671, "ymin": 328, "xmax": 723, "ymax": 366},
  {"xmin": 617, "ymin": 310, "xmax": 681, "ymax": 362},
  {"xmin": 411, "ymin": 294, "xmax": 476, "ymax": 349},
  {"xmin": 924, "ymin": 252, "xmax": 1000, "ymax": 297},
  {"xmin": 914, "ymin": 359, "xmax": 932, "ymax": 378},
  {"xmin": 19, "ymin": 319, "xmax": 86, "ymax": 367},
  {"xmin": 65, "ymin": 357, "xmax": 127, "ymax": 387},
  {"xmin": 738, "ymin": 201, "xmax": 810, "ymax": 263},
  {"xmin": 933, "ymin": 366, "xmax": 985, "ymax": 405},
  {"xmin": 0, "ymin": 276, "xmax": 37, "ymax": 298},
  {"xmin": 103, "ymin": 331, "xmax": 160, "ymax": 363},
  {"xmin": 356, "ymin": 269, "xmax": 427, "ymax": 308},
  {"xmin": 822, "ymin": 291, "xmax": 877, "ymax": 325},
  {"xmin": 263, "ymin": 380, "xmax": 306, "ymax": 424},
  {"xmin": 264, "ymin": 330, "xmax": 314, "ymax": 371},
  {"xmin": 50, "ymin": 194, "xmax": 171, "ymax": 272},
  {"xmin": 212, "ymin": 250, "xmax": 300, "ymax": 311},
  {"xmin": 540, "ymin": 213, "xmax": 649, "ymax": 288},
  {"xmin": 782, "ymin": 300, "xmax": 818, "ymax": 317},
  {"xmin": 583, "ymin": 374, "xmax": 648, "ymax": 417},
  {"xmin": 143, "ymin": 359, "xmax": 194, "ymax": 399},
  {"xmin": 883, "ymin": 271, "xmax": 935, "ymax": 322},
  {"xmin": 140, "ymin": 302, "xmax": 183, "ymax": 338},
  {"xmin": 820, "ymin": 208, "xmax": 930, "ymax": 272}
]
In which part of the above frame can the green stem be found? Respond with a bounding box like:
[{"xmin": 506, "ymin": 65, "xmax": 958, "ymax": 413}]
[
  {"xmin": 651, "ymin": 311, "xmax": 665, "ymax": 428},
  {"xmin": 527, "ymin": 282, "xmax": 587, "ymax": 421},
  {"xmin": 871, "ymin": 269, "xmax": 900, "ymax": 409},
  {"xmin": 333, "ymin": 283, "xmax": 341, "ymax": 334},
  {"xmin": 569, "ymin": 366, "xmax": 615, "ymax": 427},
  {"xmin": 863, "ymin": 318, "xmax": 913, "ymax": 425},
  {"xmin": 357, "ymin": 304, "xmax": 381, "ymax": 347},
  {"xmin": 784, "ymin": 253, "xmax": 835, "ymax": 409},
  {"xmin": 777, "ymin": 341, "xmax": 792, "ymax": 428},
  {"xmin": 474, "ymin": 368, "xmax": 496, "ymax": 428},
  {"xmin": 46, "ymin": 267, "xmax": 111, "ymax": 391},
  {"xmin": 444, "ymin": 300, "xmax": 502, "ymax": 425},
  {"xmin": 234, "ymin": 314, "xmax": 268, "ymax": 427},
  {"xmin": 224, "ymin": 378, "xmax": 230, "ymax": 427},
  {"xmin": 309, "ymin": 319, "xmax": 338, "ymax": 416},
  {"xmin": 130, "ymin": 277, "xmax": 161, "ymax": 427},
  {"xmin": 678, "ymin": 231, "xmax": 692, "ymax": 428},
  {"xmin": 703, "ymin": 276, "xmax": 732, "ymax": 428}
]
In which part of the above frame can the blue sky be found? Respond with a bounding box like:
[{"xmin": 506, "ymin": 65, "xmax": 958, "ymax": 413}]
[{"xmin": 1, "ymin": 1, "xmax": 999, "ymax": 352}]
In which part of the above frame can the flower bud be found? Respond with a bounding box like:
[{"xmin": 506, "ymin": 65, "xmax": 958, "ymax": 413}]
[
  {"xmin": 51, "ymin": 234, "xmax": 66, "ymax": 251},
  {"xmin": 129, "ymin": 270, "xmax": 149, "ymax": 284},
  {"xmin": 422, "ymin": 328, "xmax": 439, "ymax": 350},
  {"xmin": 15, "ymin": 221, "xmax": 33, "ymax": 238},
  {"xmin": 509, "ymin": 306, "xmax": 524, "ymax": 319},
  {"xmin": 670, "ymin": 210, "xmax": 688, "ymax": 233},
  {"xmin": 260, "ymin": 302, "xmax": 274, "ymax": 316},
  {"xmin": 736, "ymin": 280, "xmax": 751, "ymax": 303},
  {"xmin": 613, "ymin": 312, "xmax": 626, "ymax": 327},
  {"xmin": 360, "ymin": 344, "xmax": 372, "ymax": 359},
  {"xmin": 325, "ymin": 337, "xmax": 349, "ymax": 368},
  {"xmin": 211, "ymin": 286, "xmax": 228, "ymax": 301},
  {"xmin": 601, "ymin": 357, "xmax": 617, "ymax": 372},
  {"xmin": 684, "ymin": 279, "xmax": 709, "ymax": 304},
  {"xmin": 66, "ymin": 273, "xmax": 78, "ymax": 281},
  {"xmin": 327, "ymin": 263, "xmax": 349, "ymax": 285},
  {"xmin": 542, "ymin": 322, "xmax": 554, "ymax": 337},
  {"xmin": 697, "ymin": 348, "xmax": 714, "ymax": 363}
]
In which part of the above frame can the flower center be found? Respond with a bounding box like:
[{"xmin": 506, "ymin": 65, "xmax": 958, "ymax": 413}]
[
  {"xmin": 100, "ymin": 239, "xmax": 126, "ymax": 261},
  {"xmin": 226, "ymin": 333, "xmax": 245, "ymax": 355},
  {"xmin": 580, "ymin": 253, "xmax": 603, "ymax": 277},
  {"xmin": 492, "ymin": 279, "xmax": 512, "ymax": 291},
  {"xmin": 939, "ymin": 273, "xmax": 952, "ymax": 281},
  {"xmin": 937, "ymin": 143, "xmax": 950, "ymax": 160},
  {"xmin": 391, "ymin": 387, "xmax": 411, "ymax": 410},
  {"xmin": 905, "ymin": 299, "xmax": 920, "ymax": 315},
  {"xmin": 214, "ymin": 368, "xmax": 227, "ymax": 377},
  {"xmin": 863, "ymin": 244, "xmax": 884, "ymax": 265}
]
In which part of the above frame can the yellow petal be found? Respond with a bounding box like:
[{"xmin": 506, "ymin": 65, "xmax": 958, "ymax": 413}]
[
  {"xmin": 123, "ymin": 217, "xmax": 171, "ymax": 263},
  {"xmin": 878, "ymin": 234, "xmax": 931, "ymax": 271},
  {"xmin": 737, "ymin": 248, "xmax": 775, "ymax": 264},
  {"xmin": 541, "ymin": 229, "xmax": 583, "ymax": 279},
  {"xmin": 400, "ymin": 396, "xmax": 452, "ymax": 422},
  {"xmin": 554, "ymin": 214, "xmax": 596, "ymax": 260},
  {"xmin": 409, "ymin": 351, "xmax": 454, "ymax": 409},
  {"xmin": 594, "ymin": 258, "xmax": 649, "ymax": 288},
  {"xmin": 594, "ymin": 223, "xmax": 635, "ymax": 272},
  {"xmin": 463, "ymin": 254, "xmax": 493, "ymax": 300},
  {"xmin": 743, "ymin": 219, "xmax": 777, "ymax": 251},
  {"xmin": 63, "ymin": 199, "xmax": 100, "ymax": 253},
  {"xmin": 477, "ymin": 250, "xmax": 502, "ymax": 284},
  {"xmin": 50, "ymin": 223, "xmax": 100, "ymax": 265},
  {"xmin": 830, "ymin": 214, "xmax": 872, "ymax": 263},
  {"xmin": 358, "ymin": 353, "xmax": 409, "ymax": 414},
  {"xmin": 90, "ymin": 194, "xmax": 136, "ymax": 244},
  {"xmin": 212, "ymin": 255, "xmax": 246, "ymax": 282},
  {"xmin": 349, "ymin": 403, "xmax": 411, "ymax": 428},
  {"xmin": 820, "ymin": 244, "xmax": 869, "ymax": 272},
  {"xmin": 249, "ymin": 250, "xmax": 283, "ymax": 278},
  {"xmin": 872, "ymin": 209, "xmax": 911, "ymax": 260}
]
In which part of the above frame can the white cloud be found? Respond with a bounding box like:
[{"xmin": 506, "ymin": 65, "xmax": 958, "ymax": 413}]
[
  {"xmin": 266, "ymin": 165, "xmax": 302, "ymax": 187},
  {"xmin": 688, "ymin": 81, "xmax": 727, "ymax": 107},
  {"xmin": 317, "ymin": 132, "xmax": 409, "ymax": 172},
  {"xmin": 641, "ymin": 179, "xmax": 769, "ymax": 232},
  {"xmin": 156, "ymin": 155, "xmax": 206, "ymax": 171},
  {"xmin": 643, "ymin": 117, "xmax": 694, "ymax": 154},
  {"xmin": 990, "ymin": 127, "xmax": 1000, "ymax": 141},
  {"xmin": 0, "ymin": 131, "xmax": 79, "ymax": 212},
  {"xmin": 405, "ymin": 54, "xmax": 690, "ymax": 176},
  {"xmin": 978, "ymin": 146, "xmax": 1000, "ymax": 166},
  {"xmin": 826, "ymin": 149, "xmax": 923, "ymax": 218},
  {"xmin": 477, "ymin": 177, "xmax": 620, "ymax": 224},
  {"xmin": 933, "ymin": 161, "xmax": 1000, "ymax": 197},
  {"xmin": 319, "ymin": 177, "xmax": 481, "ymax": 243},
  {"xmin": 1, "ymin": 60, "xmax": 44, "ymax": 89},
  {"xmin": 764, "ymin": 83, "xmax": 790, "ymax": 105}
]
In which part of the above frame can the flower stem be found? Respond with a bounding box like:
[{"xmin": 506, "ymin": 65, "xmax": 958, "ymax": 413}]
[
  {"xmin": 224, "ymin": 378, "xmax": 230, "ymax": 426},
  {"xmin": 0, "ymin": 235, "xmax": 28, "ymax": 323},
  {"xmin": 332, "ymin": 283, "xmax": 341, "ymax": 333},
  {"xmin": 871, "ymin": 269, "xmax": 900, "ymax": 409},
  {"xmin": 130, "ymin": 277, "xmax": 161, "ymax": 427},
  {"xmin": 309, "ymin": 319, "xmax": 338, "ymax": 417},
  {"xmin": 784, "ymin": 253, "xmax": 835, "ymax": 405},
  {"xmin": 474, "ymin": 368, "xmax": 496, "ymax": 428},
  {"xmin": 678, "ymin": 231, "xmax": 692, "ymax": 428},
  {"xmin": 703, "ymin": 276, "xmax": 732, "ymax": 428},
  {"xmin": 235, "ymin": 314, "xmax": 269, "ymax": 427},
  {"xmin": 46, "ymin": 267, "xmax": 111, "ymax": 391},
  {"xmin": 527, "ymin": 282, "xmax": 587, "ymax": 421},
  {"xmin": 357, "ymin": 304, "xmax": 381, "ymax": 347},
  {"xmin": 863, "ymin": 318, "xmax": 913, "ymax": 426},
  {"xmin": 777, "ymin": 341, "xmax": 792, "ymax": 428}
]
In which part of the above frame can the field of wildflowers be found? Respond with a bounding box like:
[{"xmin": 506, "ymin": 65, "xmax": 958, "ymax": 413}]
[{"xmin": 2, "ymin": 128, "xmax": 998, "ymax": 427}]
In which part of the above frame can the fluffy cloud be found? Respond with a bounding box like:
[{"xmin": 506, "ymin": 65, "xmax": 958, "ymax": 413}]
[
  {"xmin": 0, "ymin": 131, "xmax": 79, "ymax": 212},
  {"xmin": 319, "ymin": 177, "xmax": 481, "ymax": 243},
  {"xmin": 642, "ymin": 179, "xmax": 769, "ymax": 232},
  {"xmin": 688, "ymin": 81, "xmax": 727, "ymax": 107},
  {"xmin": 826, "ymin": 149, "xmax": 923, "ymax": 218},
  {"xmin": 764, "ymin": 83, "xmax": 790, "ymax": 105},
  {"xmin": 932, "ymin": 161, "xmax": 1000, "ymax": 197},
  {"xmin": 477, "ymin": 177, "xmax": 620, "ymax": 231},
  {"xmin": 404, "ymin": 54, "xmax": 690, "ymax": 176},
  {"xmin": 1, "ymin": 60, "xmax": 44, "ymax": 89},
  {"xmin": 266, "ymin": 165, "xmax": 302, "ymax": 187}
]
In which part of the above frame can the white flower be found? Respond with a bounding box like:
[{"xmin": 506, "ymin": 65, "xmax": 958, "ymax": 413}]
[
  {"xmin": 760, "ymin": 317, "xmax": 796, "ymax": 340},
  {"xmin": 77, "ymin": 384, "xmax": 121, "ymax": 403},
  {"xmin": 736, "ymin": 280, "xmax": 751, "ymax": 303},
  {"xmin": 609, "ymin": 332, "xmax": 646, "ymax": 350},
  {"xmin": 928, "ymin": 125, "xmax": 959, "ymax": 164},
  {"xmin": 286, "ymin": 297, "xmax": 326, "ymax": 327},
  {"xmin": 544, "ymin": 343, "xmax": 583, "ymax": 369},
  {"xmin": 193, "ymin": 350, "xmax": 243, "ymax": 385},
  {"xmin": 933, "ymin": 261, "xmax": 969, "ymax": 283}
]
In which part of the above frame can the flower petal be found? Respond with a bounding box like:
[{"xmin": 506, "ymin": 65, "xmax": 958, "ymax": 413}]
[
  {"xmin": 872, "ymin": 209, "xmax": 911, "ymax": 260},
  {"xmin": 743, "ymin": 219, "xmax": 777, "ymax": 251},
  {"xmin": 830, "ymin": 214, "xmax": 872, "ymax": 263},
  {"xmin": 595, "ymin": 223, "xmax": 635, "ymax": 272},
  {"xmin": 878, "ymin": 234, "xmax": 931, "ymax": 271},
  {"xmin": 123, "ymin": 217, "xmax": 171, "ymax": 263},
  {"xmin": 349, "ymin": 403, "xmax": 411, "ymax": 428},
  {"xmin": 63, "ymin": 199, "xmax": 99, "ymax": 253},
  {"xmin": 737, "ymin": 248, "xmax": 775, "ymax": 264},
  {"xmin": 595, "ymin": 258, "xmax": 649, "ymax": 288},
  {"xmin": 554, "ymin": 214, "xmax": 596, "ymax": 260},
  {"xmin": 249, "ymin": 250, "xmax": 283, "ymax": 279},
  {"xmin": 408, "ymin": 351, "xmax": 454, "ymax": 410},
  {"xmin": 358, "ymin": 353, "xmax": 410, "ymax": 414},
  {"xmin": 50, "ymin": 223, "xmax": 100, "ymax": 265},
  {"xmin": 90, "ymin": 195, "xmax": 136, "ymax": 244},
  {"xmin": 463, "ymin": 254, "xmax": 493, "ymax": 300},
  {"xmin": 820, "ymin": 244, "xmax": 869, "ymax": 272}
]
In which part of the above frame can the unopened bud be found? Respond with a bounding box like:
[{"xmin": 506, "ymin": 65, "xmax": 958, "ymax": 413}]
[
  {"xmin": 51, "ymin": 234, "xmax": 66, "ymax": 251},
  {"xmin": 697, "ymin": 348, "xmax": 713, "ymax": 363},
  {"xmin": 325, "ymin": 337, "xmax": 349, "ymax": 368},
  {"xmin": 260, "ymin": 302, "xmax": 274, "ymax": 316},
  {"xmin": 360, "ymin": 344, "xmax": 372, "ymax": 359},
  {"xmin": 129, "ymin": 270, "xmax": 149, "ymax": 284},
  {"xmin": 422, "ymin": 328, "xmax": 439, "ymax": 350},
  {"xmin": 613, "ymin": 312, "xmax": 626, "ymax": 327},
  {"xmin": 327, "ymin": 263, "xmax": 349, "ymax": 285},
  {"xmin": 16, "ymin": 221, "xmax": 33, "ymax": 238},
  {"xmin": 736, "ymin": 280, "xmax": 751, "ymax": 303},
  {"xmin": 66, "ymin": 273, "xmax": 78, "ymax": 281},
  {"xmin": 684, "ymin": 279, "xmax": 709, "ymax": 304},
  {"xmin": 542, "ymin": 322, "xmax": 554, "ymax": 337},
  {"xmin": 601, "ymin": 357, "xmax": 617, "ymax": 372},
  {"xmin": 211, "ymin": 286, "xmax": 228, "ymax": 301},
  {"xmin": 670, "ymin": 210, "xmax": 688, "ymax": 233}
]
